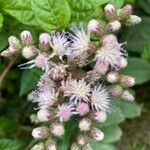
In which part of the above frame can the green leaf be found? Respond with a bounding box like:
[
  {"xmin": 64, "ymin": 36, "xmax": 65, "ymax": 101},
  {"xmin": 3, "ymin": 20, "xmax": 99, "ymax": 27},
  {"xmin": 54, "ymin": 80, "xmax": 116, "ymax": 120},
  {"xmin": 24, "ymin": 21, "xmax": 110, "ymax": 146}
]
[
  {"xmin": 121, "ymin": 58, "xmax": 150, "ymax": 84},
  {"xmin": 141, "ymin": 44, "xmax": 150, "ymax": 62},
  {"xmin": 109, "ymin": 0, "xmax": 125, "ymax": 8},
  {"xmin": 67, "ymin": 0, "xmax": 108, "ymax": 25},
  {"xmin": 20, "ymin": 68, "xmax": 42, "ymax": 96},
  {"xmin": 118, "ymin": 100, "xmax": 141, "ymax": 118},
  {"xmin": 90, "ymin": 142, "xmax": 118, "ymax": 150},
  {"xmin": 138, "ymin": 0, "xmax": 150, "ymax": 15},
  {"xmin": 0, "ymin": 34, "xmax": 8, "ymax": 52},
  {"xmin": 122, "ymin": 17, "xmax": 150, "ymax": 53},
  {"xmin": 2, "ymin": 0, "xmax": 37, "ymax": 26},
  {"xmin": 31, "ymin": 0, "xmax": 71, "ymax": 31},
  {"xmin": 0, "ymin": 138, "xmax": 25, "ymax": 150},
  {"xmin": 101, "ymin": 125, "xmax": 122, "ymax": 143},
  {"xmin": 0, "ymin": 13, "xmax": 3, "ymax": 29}
]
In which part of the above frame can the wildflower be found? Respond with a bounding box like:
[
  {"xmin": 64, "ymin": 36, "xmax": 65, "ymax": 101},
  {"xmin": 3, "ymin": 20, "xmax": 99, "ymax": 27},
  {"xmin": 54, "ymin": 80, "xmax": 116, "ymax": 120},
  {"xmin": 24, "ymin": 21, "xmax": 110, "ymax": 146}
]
[
  {"xmin": 50, "ymin": 123, "xmax": 65, "ymax": 137},
  {"xmin": 107, "ymin": 71, "xmax": 119, "ymax": 83},
  {"xmin": 57, "ymin": 104, "xmax": 73, "ymax": 122},
  {"xmin": 120, "ymin": 75, "xmax": 135, "ymax": 87},
  {"xmin": 37, "ymin": 109, "xmax": 52, "ymax": 122},
  {"xmin": 90, "ymin": 128, "xmax": 104, "ymax": 141},
  {"xmin": 78, "ymin": 118, "xmax": 91, "ymax": 131},
  {"xmin": 90, "ymin": 85, "xmax": 111, "ymax": 112},
  {"xmin": 93, "ymin": 110, "xmax": 107, "ymax": 123},
  {"xmin": 126, "ymin": 15, "xmax": 142, "ymax": 26},
  {"xmin": 108, "ymin": 20, "xmax": 121, "ymax": 32},
  {"xmin": 32, "ymin": 127, "xmax": 49, "ymax": 139},
  {"xmin": 120, "ymin": 4, "xmax": 132, "ymax": 19},
  {"xmin": 111, "ymin": 85, "xmax": 123, "ymax": 97},
  {"xmin": 62, "ymin": 78, "xmax": 91, "ymax": 103},
  {"xmin": 76, "ymin": 102, "xmax": 90, "ymax": 116},
  {"xmin": 87, "ymin": 19, "xmax": 101, "ymax": 33},
  {"xmin": 121, "ymin": 90, "xmax": 135, "ymax": 102},
  {"xmin": 20, "ymin": 30, "xmax": 33, "ymax": 46}
]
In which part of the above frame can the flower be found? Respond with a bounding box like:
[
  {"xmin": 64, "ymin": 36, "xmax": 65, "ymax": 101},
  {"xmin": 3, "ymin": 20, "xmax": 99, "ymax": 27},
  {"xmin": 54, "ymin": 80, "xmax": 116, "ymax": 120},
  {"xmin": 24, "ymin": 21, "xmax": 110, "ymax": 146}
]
[
  {"xmin": 32, "ymin": 127, "xmax": 49, "ymax": 139},
  {"xmin": 87, "ymin": 19, "xmax": 101, "ymax": 32},
  {"xmin": 45, "ymin": 140, "xmax": 57, "ymax": 150},
  {"xmin": 77, "ymin": 135, "xmax": 87, "ymax": 146},
  {"xmin": 37, "ymin": 109, "xmax": 52, "ymax": 122},
  {"xmin": 121, "ymin": 90, "xmax": 135, "ymax": 102},
  {"xmin": 31, "ymin": 143, "xmax": 44, "ymax": 150},
  {"xmin": 108, "ymin": 20, "xmax": 121, "ymax": 32},
  {"xmin": 120, "ymin": 75, "xmax": 135, "ymax": 87},
  {"xmin": 106, "ymin": 71, "xmax": 119, "ymax": 83},
  {"xmin": 78, "ymin": 118, "xmax": 91, "ymax": 131},
  {"xmin": 57, "ymin": 104, "xmax": 73, "ymax": 122},
  {"xmin": 62, "ymin": 78, "xmax": 91, "ymax": 103},
  {"xmin": 76, "ymin": 102, "xmax": 90, "ymax": 116},
  {"xmin": 126, "ymin": 15, "xmax": 141, "ymax": 26},
  {"xmin": 90, "ymin": 85, "xmax": 111, "ymax": 112},
  {"xmin": 90, "ymin": 128, "xmax": 104, "ymax": 141},
  {"xmin": 93, "ymin": 111, "xmax": 107, "ymax": 123},
  {"xmin": 49, "ymin": 32, "xmax": 70, "ymax": 60}
]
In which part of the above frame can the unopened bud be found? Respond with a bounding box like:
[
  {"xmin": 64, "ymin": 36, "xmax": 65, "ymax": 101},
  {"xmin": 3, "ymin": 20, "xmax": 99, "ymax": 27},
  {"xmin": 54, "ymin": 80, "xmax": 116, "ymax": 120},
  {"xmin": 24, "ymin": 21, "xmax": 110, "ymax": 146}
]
[
  {"xmin": 120, "ymin": 75, "xmax": 135, "ymax": 87},
  {"xmin": 121, "ymin": 4, "xmax": 133, "ymax": 19},
  {"xmin": 78, "ymin": 118, "xmax": 91, "ymax": 131},
  {"xmin": 71, "ymin": 143, "xmax": 80, "ymax": 150},
  {"xmin": 121, "ymin": 90, "xmax": 135, "ymax": 102},
  {"xmin": 76, "ymin": 102, "xmax": 90, "ymax": 116},
  {"xmin": 77, "ymin": 135, "xmax": 87, "ymax": 146},
  {"xmin": 104, "ymin": 4, "xmax": 117, "ymax": 21},
  {"xmin": 83, "ymin": 144, "xmax": 93, "ymax": 150},
  {"xmin": 93, "ymin": 111, "xmax": 107, "ymax": 123},
  {"xmin": 45, "ymin": 140, "xmax": 57, "ymax": 150},
  {"xmin": 37, "ymin": 109, "xmax": 52, "ymax": 122},
  {"xmin": 39, "ymin": 33, "xmax": 51, "ymax": 51},
  {"xmin": 1, "ymin": 50, "xmax": 12, "ymax": 58},
  {"xmin": 50, "ymin": 123, "xmax": 65, "ymax": 137},
  {"xmin": 8, "ymin": 36, "xmax": 21, "ymax": 50},
  {"xmin": 22, "ymin": 46, "xmax": 38, "ymax": 59},
  {"xmin": 107, "ymin": 71, "xmax": 119, "ymax": 83},
  {"xmin": 32, "ymin": 127, "xmax": 49, "ymax": 139},
  {"xmin": 91, "ymin": 128, "xmax": 104, "ymax": 141},
  {"xmin": 20, "ymin": 30, "xmax": 33, "ymax": 46},
  {"xmin": 31, "ymin": 143, "xmax": 44, "ymax": 150},
  {"xmin": 108, "ymin": 20, "xmax": 121, "ymax": 32},
  {"xmin": 119, "ymin": 58, "xmax": 128, "ymax": 69},
  {"xmin": 87, "ymin": 19, "xmax": 101, "ymax": 32},
  {"xmin": 126, "ymin": 15, "xmax": 141, "ymax": 26},
  {"xmin": 111, "ymin": 85, "xmax": 123, "ymax": 97}
]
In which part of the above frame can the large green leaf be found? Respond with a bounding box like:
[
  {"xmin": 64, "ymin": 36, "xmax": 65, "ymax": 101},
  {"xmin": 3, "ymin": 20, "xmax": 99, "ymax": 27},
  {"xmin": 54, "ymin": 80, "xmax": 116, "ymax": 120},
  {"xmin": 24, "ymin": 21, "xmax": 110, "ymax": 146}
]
[
  {"xmin": 1, "ymin": 0, "xmax": 38, "ymax": 26},
  {"xmin": 109, "ymin": 0, "xmax": 125, "ymax": 8},
  {"xmin": 0, "ymin": 138, "xmax": 25, "ymax": 150},
  {"xmin": 0, "ymin": 13, "xmax": 3, "ymax": 29},
  {"xmin": 31, "ymin": 0, "xmax": 71, "ymax": 31},
  {"xmin": 20, "ymin": 68, "xmax": 42, "ymax": 96},
  {"xmin": 118, "ymin": 100, "xmax": 141, "ymax": 118},
  {"xmin": 141, "ymin": 44, "xmax": 150, "ymax": 62},
  {"xmin": 121, "ymin": 58, "xmax": 150, "ymax": 84},
  {"xmin": 122, "ymin": 17, "xmax": 150, "ymax": 53},
  {"xmin": 138, "ymin": 0, "xmax": 150, "ymax": 15}
]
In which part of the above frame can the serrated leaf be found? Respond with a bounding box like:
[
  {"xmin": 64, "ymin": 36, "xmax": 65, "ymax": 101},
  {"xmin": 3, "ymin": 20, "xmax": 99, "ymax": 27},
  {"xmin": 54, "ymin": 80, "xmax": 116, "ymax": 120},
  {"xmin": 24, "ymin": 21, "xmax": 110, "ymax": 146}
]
[
  {"xmin": 20, "ymin": 68, "xmax": 42, "ymax": 96},
  {"xmin": 121, "ymin": 58, "xmax": 150, "ymax": 84},
  {"xmin": 122, "ymin": 17, "xmax": 150, "ymax": 53},
  {"xmin": 109, "ymin": 0, "xmax": 125, "ymax": 8},
  {"xmin": 2, "ymin": 0, "xmax": 38, "ymax": 26},
  {"xmin": 0, "ymin": 138, "xmax": 25, "ymax": 150},
  {"xmin": 31, "ymin": 0, "xmax": 71, "ymax": 31},
  {"xmin": 0, "ymin": 13, "xmax": 3, "ymax": 29},
  {"xmin": 138, "ymin": 0, "xmax": 150, "ymax": 15},
  {"xmin": 118, "ymin": 100, "xmax": 141, "ymax": 118}
]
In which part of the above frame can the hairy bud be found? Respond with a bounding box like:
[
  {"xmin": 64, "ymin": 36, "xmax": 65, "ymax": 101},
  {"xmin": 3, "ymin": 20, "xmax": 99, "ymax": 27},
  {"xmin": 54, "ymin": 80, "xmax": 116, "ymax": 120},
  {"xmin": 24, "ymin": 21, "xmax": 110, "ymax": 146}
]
[
  {"xmin": 32, "ymin": 127, "xmax": 49, "ymax": 139},
  {"xmin": 31, "ymin": 143, "xmax": 44, "ymax": 150},
  {"xmin": 126, "ymin": 15, "xmax": 142, "ymax": 26},
  {"xmin": 78, "ymin": 118, "xmax": 91, "ymax": 131},
  {"xmin": 93, "ymin": 111, "xmax": 107, "ymax": 123},
  {"xmin": 88, "ymin": 19, "xmax": 101, "ymax": 32},
  {"xmin": 37, "ymin": 109, "xmax": 52, "ymax": 122},
  {"xmin": 108, "ymin": 20, "xmax": 121, "ymax": 32},
  {"xmin": 111, "ymin": 85, "xmax": 123, "ymax": 97},
  {"xmin": 121, "ymin": 90, "xmax": 135, "ymax": 102},
  {"xmin": 107, "ymin": 71, "xmax": 119, "ymax": 83},
  {"xmin": 77, "ymin": 135, "xmax": 87, "ymax": 146},
  {"xmin": 91, "ymin": 128, "xmax": 104, "ymax": 141},
  {"xmin": 120, "ymin": 75, "xmax": 135, "ymax": 87}
]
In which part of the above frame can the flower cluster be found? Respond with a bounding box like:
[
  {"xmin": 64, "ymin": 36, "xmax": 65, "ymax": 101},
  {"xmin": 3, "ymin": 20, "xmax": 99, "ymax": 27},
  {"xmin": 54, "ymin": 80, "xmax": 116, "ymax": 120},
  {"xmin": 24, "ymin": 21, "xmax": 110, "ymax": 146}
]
[{"xmin": 1, "ymin": 4, "xmax": 140, "ymax": 150}]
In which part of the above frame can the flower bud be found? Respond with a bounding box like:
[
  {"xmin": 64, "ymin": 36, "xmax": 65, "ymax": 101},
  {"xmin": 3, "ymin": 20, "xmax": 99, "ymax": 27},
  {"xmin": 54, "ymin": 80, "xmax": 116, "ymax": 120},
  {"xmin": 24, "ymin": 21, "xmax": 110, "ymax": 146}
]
[
  {"xmin": 91, "ymin": 128, "xmax": 104, "ymax": 141},
  {"xmin": 111, "ymin": 85, "xmax": 123, "ymax": 97},
  {"xmin": 121, "ymin": 90, "xmax": 135, "ymax": 102},
  {"xmin": 22, "ymin": 46, "xmax": 38, "ymax": 59},
  {"xmin": 76, "ymin": 102, "xmax": 90, "ymax": 116},
  {"xmin": 8, "ymin": 36, "xmax": 21, "ymax": 50},
  {"xmin": 104, "ymin": 4, "xmax": 117, "ymax": 21},
  {"xmin": 119, "ymin": 58, "xmax": 128, "ymax": 69},
  {"xmin": 31, "ymin": 143, "xmax": 44, "ymax": 150},
  {"xmin": 77, "ymin": 135, "xmax": 87, "ymax": 146},
  {"xmin": 71, "ymin": 143, "xmax": 80, "ymax": 150},
  {"xmin": 50, "ymin": 123, "xmax": 65, "ymax": 137},
  {"xmin": 126, "ymin": 15, "xmax": 141, "ymax": 26},
  {"xmin": 83, "ymin": 144, "xmax": 93, "ymax": 150},
  {"xmin": 32, "ymin": 127, "xmax": 49, "ymax": 139},
  {"xmin": 120, "ymin": 75, "xmax": 135, "ymax": 87},
  {"xmin": 121, "ymin": 4, "xmax": 132, "ymax": 19},
  {"xmin": 37, "ymin": 109, "xmax": 52, "ymax": 122},
  {"xmin": 39, "ymin": 33, "xmax": 51, "ymax": 51},
  {"xmin": 45, "ymin": 140, "xmax": 57, "ymax": 150},
  {"xmin": 93, "ymin": 111, "xmax": 107, "ymax": 123},
  {"xmin": 20, "ymin": 30, "xmax": 33, "ymax": 46},
  {"xmin": 78, "ymin": 118, "xmax": 91, "ymax": 131},
  {"xmin": 0, "ymin": 50, "xmax": 11, "ymax": 58},
  {"xmin": 107, "ymin": 71, "xmax": 119, "ymax": 83},
  {"xmin": 108, "ymin": 20, "xmax": 121, "ymax": 32},
  {"xmin": 87, "ymin": 19, "xmax": 101, "ymax": 32}
]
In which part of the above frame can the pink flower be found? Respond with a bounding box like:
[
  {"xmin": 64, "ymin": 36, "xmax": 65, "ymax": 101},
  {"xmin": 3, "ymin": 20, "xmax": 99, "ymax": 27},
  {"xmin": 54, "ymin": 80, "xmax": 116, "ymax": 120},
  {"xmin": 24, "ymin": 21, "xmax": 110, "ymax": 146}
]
[{"xmin": 76, "ymin": 102, "xmax": 90, "ymax": 116}]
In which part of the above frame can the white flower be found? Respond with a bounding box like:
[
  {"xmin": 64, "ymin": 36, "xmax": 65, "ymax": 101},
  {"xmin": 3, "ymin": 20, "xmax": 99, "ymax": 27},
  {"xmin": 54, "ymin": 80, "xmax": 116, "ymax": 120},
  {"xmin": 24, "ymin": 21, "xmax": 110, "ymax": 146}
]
[
  {"xmin": 49, "ymin": 32, "xmax": 70, "ymax": 60},
  {"xmin": 62, "ymin": 78, "xmax": 91, "ymax": 103},
  {"xmin": 90, "ymin": 85, "xmax": 111, "ymax": 112}
]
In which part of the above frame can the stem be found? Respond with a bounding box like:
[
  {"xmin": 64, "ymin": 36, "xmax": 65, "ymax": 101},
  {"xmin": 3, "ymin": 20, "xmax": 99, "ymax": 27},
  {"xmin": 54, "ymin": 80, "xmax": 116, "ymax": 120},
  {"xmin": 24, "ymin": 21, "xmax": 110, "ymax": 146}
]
[
  {"xmin": 25, "ymin": 139, "xmax": 36, "ymax": 150},
  {"xmin": 0, "ymin": 56, "xmax": 17, "ymax": 86}
]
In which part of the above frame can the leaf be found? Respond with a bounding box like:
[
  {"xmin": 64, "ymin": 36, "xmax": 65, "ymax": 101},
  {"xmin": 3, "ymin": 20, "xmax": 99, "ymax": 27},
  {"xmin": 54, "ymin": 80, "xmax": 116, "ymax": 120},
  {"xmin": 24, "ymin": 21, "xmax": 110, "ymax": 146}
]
[
  {"xmin": 109, "ymin": 0, "xmax": 125, "ymax": 8},
  {"xmin": 1, "ymin": 0, "xmax": 37, "ymax": 26},
  {"xmin": 118, "ymin": 100, "xmax": 141, "ymax": 118},
  {"xmin": 0, "ymin": 138, "xmax": 25, "ymax": 150},
  {"xmin": 0, "ymin": 13, "xmax": 3, "ymax": 29},
  {"xmin": 19, "ymin": 68, "xmax": 42, "ymax": 96},
  {"xmin": 90, "ymin": 142, "xmax": 118, "ymax": 150},
  {"xmin": 67, "ymin": 0, "xmax": 108, "ymax": 25},
  {"xmin": 138, "ymin": 0, "xmax": 150, "ymax": 15},
  {"xmin": 141, "ymin": 44, "xmax": 150, "ymax": 62},
  {"xmin": 101, "ymin": 125, "xmax": 122, "ymax": 143},
  {"xmin": 0, "ymin": 34, "xmax": 8, "ymax": 52},
  {"xmin": 121, "ymin": 57, "xmax": 150, "ymax": 84},
  {"xmin": 31, "ymin": 0, "xmax": 71, "ymax": 31},
  {"xmin": 122, "ymin": 17, "xmax": 150, "ymax": 53}
]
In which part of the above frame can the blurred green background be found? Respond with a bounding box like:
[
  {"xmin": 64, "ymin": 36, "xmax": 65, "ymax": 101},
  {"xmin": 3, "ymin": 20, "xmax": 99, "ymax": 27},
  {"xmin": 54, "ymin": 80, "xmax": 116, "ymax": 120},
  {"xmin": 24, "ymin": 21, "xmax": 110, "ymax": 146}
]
[{"xmin": 0, "ymin": 0, "xmax": 150, "ymax": 150}]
